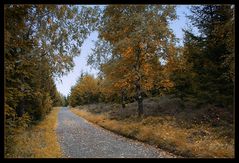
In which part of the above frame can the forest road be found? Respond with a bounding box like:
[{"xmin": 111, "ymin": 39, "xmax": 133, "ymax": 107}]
[{"xmin": 56, "ymin": 107, "xmax": 177, "ymax": 158}]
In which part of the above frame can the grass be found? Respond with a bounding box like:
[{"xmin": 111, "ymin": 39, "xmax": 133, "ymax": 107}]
[
  {"xmin": 70, "ymin": 96, "xmax": 234, "ymax": 158},
  {"xmin": 5, "ymin": 107, "xmax": 63, "ymax": 158}
]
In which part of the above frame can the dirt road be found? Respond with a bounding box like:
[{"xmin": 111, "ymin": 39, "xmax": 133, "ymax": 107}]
[{"xmin": 56, "ymin": 107, "xmax": 177, "ymax": 158}]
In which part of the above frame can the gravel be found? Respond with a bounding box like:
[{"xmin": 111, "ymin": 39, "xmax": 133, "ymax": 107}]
[{"xmin": 56, "ymin": 107, "xmax": 177, "ymax": 158}]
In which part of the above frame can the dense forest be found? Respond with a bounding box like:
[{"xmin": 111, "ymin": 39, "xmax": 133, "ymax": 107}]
[
  {"xmin": 69, "ymin": 5, "xmax": 234, "ymax": 114},
  {"xmin": 4, "ymin": 4, "xmax": 234, "ymax": 158},
  {"xmin": 4, "ymin": 5, "xmax": 99, "ymax": 155}
]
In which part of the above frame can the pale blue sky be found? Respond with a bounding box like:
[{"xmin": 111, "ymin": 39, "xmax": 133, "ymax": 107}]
[{"xmin": 55, "ymin": 5, "xmax": 192, "ymax": 97}]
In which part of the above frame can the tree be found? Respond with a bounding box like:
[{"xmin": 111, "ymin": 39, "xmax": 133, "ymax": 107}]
[
  {"xmin": 88, "ymin": 5, "xmax": 177, "ymax": 116},
  {"xmin": 172, "ymin": 5, "xmax": 234, "ymax": 108},
  {"xmin": 5, "ymin": 4, "xmax": 100, "ymax": 117},
  {"xmin": 4, "ymin": 5, "xmax": 100, "ymax": 155},
  {"xmin": 69, "ymin": 74, "xmax": 101, "ymax": 106}
]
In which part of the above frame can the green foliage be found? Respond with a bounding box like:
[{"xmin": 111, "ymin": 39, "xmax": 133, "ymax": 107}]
[
  {"xmin": 5, "ymin": 104, "xmax": 32, "ymax": 157},
  {"xmin": 4, "ymin": 5, "xmax": 100, "ymax": 156},
  {"xmin": 169, "ymin": 5, "xmax": 234, "ymax": 109},
  {"xmin": 5, "ymin": 4, "xmax": 234, "ymax": 156},
  {"xmin": 64, "ymin": 96, "xmax": 69, "ymax": 106}
]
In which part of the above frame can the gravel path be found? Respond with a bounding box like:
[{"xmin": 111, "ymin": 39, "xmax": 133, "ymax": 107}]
[{"xmin": 56, "ymin": 107, "xmax": 177, "ymax": 158}]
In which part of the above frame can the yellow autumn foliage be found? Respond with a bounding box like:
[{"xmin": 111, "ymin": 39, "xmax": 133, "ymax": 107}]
[{"xmin": 122, "ymin": 47, "xmax": 134, "ymax": 58}]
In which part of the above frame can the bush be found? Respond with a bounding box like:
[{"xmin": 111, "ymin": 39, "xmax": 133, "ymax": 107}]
[{"xmin": 5, "ymin": 104, "xmax": 32, "ymax": 157}]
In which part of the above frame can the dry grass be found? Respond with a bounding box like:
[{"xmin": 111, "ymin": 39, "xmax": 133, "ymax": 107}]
[
  {"xmin": 71, "ymin": 107, "xmax": 234, "ymax": 158},
  {"xmin": 6, "ymin": 107, "xmax": 63, "ymax": 158}
]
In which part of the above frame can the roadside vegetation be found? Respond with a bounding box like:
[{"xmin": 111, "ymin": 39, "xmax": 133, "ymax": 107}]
[
  {"xmin": 4, "ymin": 5, "xmax": 98, "ymax": 156},
  {"xmin": 67, "ymin": 5, "xmax": 234, "ymax": 158},
  {"xmin": 5, "ymin": 107, "xmax": 62, "ymax": 158},
  {"xmin": 70, "ymin": 96, "xmax": 234, "ymax": 158},
  {"xmin": 5, "ymin": 4, "xmax": 234, "ymax": 158}
]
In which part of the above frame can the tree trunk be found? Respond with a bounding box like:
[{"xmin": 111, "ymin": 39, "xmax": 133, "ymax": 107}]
[
  {"xmin": 121, "ymin": 89, "xmax": 126, "ymax": 109},
  {"xmin": 16, "ymin": 100, "xmax": 25, "ymax": 117},
  {"xmin": 135, "ymin": 46, "xmax": 143, "ymax": 117},
  {"xmin": 136, "ymin": 81, "xmax": 143, "ymax": 116}
]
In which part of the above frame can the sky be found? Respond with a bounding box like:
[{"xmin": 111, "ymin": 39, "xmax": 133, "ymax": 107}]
[{"xmin": 55, "ymin": 5, "xmax": 192, "ymax": 97}]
